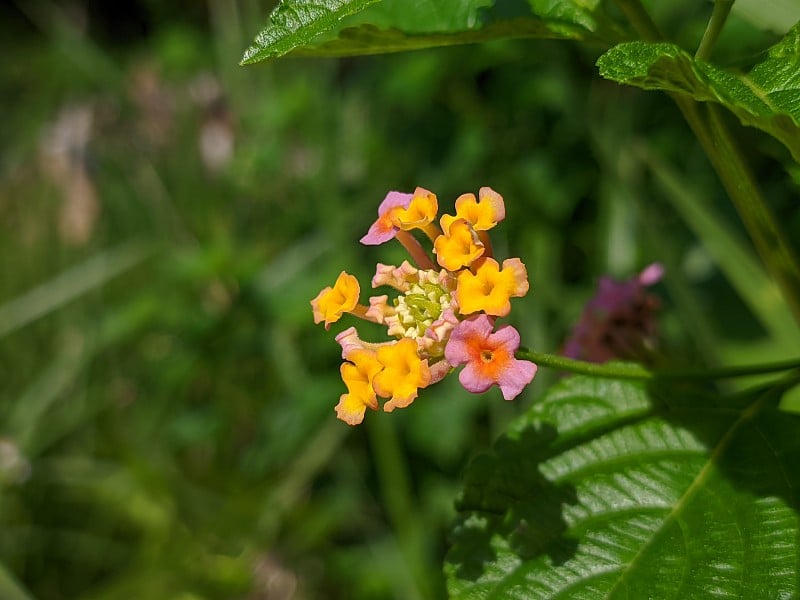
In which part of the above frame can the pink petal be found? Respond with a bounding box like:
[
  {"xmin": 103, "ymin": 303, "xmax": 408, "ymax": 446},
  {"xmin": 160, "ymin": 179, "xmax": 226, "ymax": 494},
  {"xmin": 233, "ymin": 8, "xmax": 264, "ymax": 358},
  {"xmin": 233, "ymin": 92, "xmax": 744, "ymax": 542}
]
[
  {"xmin": 479, "ymin": 186, "xmax": 506, "ymax": 223},
  {"xmin": 428, "ymin": 359, "xmax": 453, "ymax": 385},
  {"xmin": 458, "ymin": 362, "xmax": 495, "ymax": 394},
  {"xmin": 638, "ymin": 263, "xmax": 664, "ymax": 286},
  {"xmin": 425, "ymin": 308, "xmax": 459, "ymax": 343},
  {"xmin": 378, "ymin": 190, "xmax": 413, "ymax": 215},
  {"xmin": 444, "ymin": 314, "xmax": 494, "ymax": 367},
  {"xmin": 335, "ymin": 327, "xmax": 363, "ymax": 359},
  {"xmin": 359, "ymin": 191, "xmax": 413, "ymax": 245},
  {"xmin": 371, "ymin": 261, "xmax": 417, "ymax": 291},
  {"xmin": 360, "ymin": 222, "xmax": 396, "ymax": 245},
  {"xmin": 497, "ymin": 359, "xmax": 537, "ymax": 400},
  {"xmin": 486, "ymin": 324, "xmax": 521, "ymax": 354}
]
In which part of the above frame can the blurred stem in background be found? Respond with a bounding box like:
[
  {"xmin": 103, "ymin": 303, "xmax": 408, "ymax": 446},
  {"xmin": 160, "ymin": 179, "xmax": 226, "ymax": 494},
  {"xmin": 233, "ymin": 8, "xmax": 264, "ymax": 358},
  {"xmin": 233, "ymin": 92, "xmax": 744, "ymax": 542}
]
[
  {"xmin": 695, "ymin": 0, "xmax": 736, "ymax": 60},
  {"xmin": 0, "ymin": 242, "xmax": 154, "ymax": 338},
  {"xmin": 616, "ymin": 0, "xmax": 800, "ymax": 326},
  {"xmin": 634, "ymin": 142, "xmax": 800, "ymax": 353},
  {"xmin": 369, "ymin": 417, "xmax": 436, "ymax": 600}
]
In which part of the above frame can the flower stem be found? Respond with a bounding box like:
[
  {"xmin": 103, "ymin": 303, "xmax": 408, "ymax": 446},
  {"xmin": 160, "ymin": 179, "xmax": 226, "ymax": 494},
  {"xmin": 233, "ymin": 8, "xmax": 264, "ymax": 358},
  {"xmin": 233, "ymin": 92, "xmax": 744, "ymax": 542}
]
[
  {"xmin": 703, "ymin": 105, "xmax": 800, "ymax": 324},
  {"xmin": 518, "ymin": 350, "xmax": 651, "ymax": 379},
  {"xmin": 517, "ymin": 348, "xmax": 800, "ymax": 381},
  {"xmin": 695, "ymin": 0, "xmax": 735, "ymax": 61},
  {"xmin": 396, "ymin": 230, "xmax": 436, "ymax": 270},
  {"xmin": 421, "ymin": 222, "xmax": 442, "ymax": 243}
]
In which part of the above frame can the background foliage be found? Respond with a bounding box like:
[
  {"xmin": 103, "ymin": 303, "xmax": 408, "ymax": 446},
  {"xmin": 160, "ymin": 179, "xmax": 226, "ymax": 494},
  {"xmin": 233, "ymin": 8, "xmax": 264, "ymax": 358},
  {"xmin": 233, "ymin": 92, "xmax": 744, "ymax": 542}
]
[{"xmin": 1, "ymin": 0, "xmax": 799, "ymax": 598}]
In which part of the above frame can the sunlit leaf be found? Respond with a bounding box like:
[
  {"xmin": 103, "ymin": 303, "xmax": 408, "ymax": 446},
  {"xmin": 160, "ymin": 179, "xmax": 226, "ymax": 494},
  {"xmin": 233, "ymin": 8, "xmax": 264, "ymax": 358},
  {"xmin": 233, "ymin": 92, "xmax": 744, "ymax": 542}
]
[
  {"xmin": 597, "ymin": 21, "xmax": 800, "ymax": 162},
  {"xmin": 446, "ymin": 375, "xmax": 800, "ymax": 598},
  {"xmin": 241, "ymin": 0, "xmax": 625, "ymax": 63},
  {"xmin": 282, "ymin": 19, "xmax": 586, "ymax": 57},
  {"xmin": 240, "ymin": 0, "xmax": 383, "ymax": 64}
]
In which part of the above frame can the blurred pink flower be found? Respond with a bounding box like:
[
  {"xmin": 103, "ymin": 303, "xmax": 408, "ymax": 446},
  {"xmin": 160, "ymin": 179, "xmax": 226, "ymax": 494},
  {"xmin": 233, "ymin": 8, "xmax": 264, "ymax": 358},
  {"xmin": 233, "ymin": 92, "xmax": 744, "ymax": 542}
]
[{"xmin": 563, "ymin": 264, "xmax": 664, "ymax": 363}]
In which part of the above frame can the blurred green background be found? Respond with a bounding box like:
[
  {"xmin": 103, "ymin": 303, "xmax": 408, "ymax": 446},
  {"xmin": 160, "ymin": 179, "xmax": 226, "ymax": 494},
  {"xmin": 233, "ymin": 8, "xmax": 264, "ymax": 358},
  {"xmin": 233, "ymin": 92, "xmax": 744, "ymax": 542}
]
[{"xmin": 1, "ymin": 1, "xmax": 798, "ymax": 598}]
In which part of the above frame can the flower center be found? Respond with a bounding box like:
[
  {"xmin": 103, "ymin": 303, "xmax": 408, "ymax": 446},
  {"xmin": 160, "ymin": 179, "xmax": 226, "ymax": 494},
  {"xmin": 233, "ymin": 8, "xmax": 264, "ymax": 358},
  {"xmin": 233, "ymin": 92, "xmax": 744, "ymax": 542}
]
[
  {"xmin": 480, "ymin": 349, "xmax": 494, "ymax": 363},
  {"xmin": 393, "ymin": 270, "xmax": 452, "ymax": 339}
]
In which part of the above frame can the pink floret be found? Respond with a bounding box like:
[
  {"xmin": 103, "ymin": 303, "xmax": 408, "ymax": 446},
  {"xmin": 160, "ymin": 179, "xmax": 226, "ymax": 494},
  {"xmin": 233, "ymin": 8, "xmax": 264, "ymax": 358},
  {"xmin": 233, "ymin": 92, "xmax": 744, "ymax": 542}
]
[
  {"xmin": 445, "ymin": 315, "xmax": 537, "ymax": 401},
  {"xmin": 360, "ymin": 191, "xmax": 413, "ymax": 245}
]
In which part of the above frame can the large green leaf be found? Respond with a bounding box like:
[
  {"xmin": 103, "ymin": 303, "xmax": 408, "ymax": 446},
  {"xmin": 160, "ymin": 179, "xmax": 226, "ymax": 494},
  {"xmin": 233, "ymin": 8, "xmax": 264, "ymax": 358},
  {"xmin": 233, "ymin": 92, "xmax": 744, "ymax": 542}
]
[
  {"xmin": 596, "ymin": 21, "xmax": 800, "ymax": 163},
  {"xmin": 445, "ymin": 374, "xmax": 800, "ymax": 598},
  {"xmin": 240, "ymin": 0, "xmax": 383, "ymax": 64},
  {"xmin": 241, "ymin": 0, "xmax": 625, "ymax": 64}
]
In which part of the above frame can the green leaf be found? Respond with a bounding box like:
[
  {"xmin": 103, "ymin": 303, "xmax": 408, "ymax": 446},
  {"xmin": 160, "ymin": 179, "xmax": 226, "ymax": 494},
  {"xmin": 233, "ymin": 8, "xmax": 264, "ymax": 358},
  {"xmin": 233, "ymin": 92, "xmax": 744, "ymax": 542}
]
[
  {"xmin": 240, "ymin": 0, "xmax": 383, "ymax": 64},
  {"xmin": 445, "ymin": 375, "xmax": 800, "ymax": 598},
  {"xmin": 597, "ymin": 21, "xmax": 800, "ymax": 163},
  {"xmin": 241, "ymin": 0, "xmax": 625, "ymax": 63},
  {"xmin": 278, "ymin": 19, "xmax": 582, "ymax": 58}
]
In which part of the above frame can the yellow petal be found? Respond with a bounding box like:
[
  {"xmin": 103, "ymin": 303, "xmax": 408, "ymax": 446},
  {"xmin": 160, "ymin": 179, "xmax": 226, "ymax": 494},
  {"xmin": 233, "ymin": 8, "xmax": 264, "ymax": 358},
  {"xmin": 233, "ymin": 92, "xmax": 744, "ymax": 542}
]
[
  {"xmin": 393, "ymin": 187, "xmax": 438, "ymax": 231},
  {"xmin": 335, "ymin": 350, "xmax": 382, "ymax": 425},
  {"xmin": 311, "ymin": 271, "xmax": 360, "ymax": 329},
  {"xmin": 455, "ymin": 257, "xmax": 529, "ymax": 316},
  {"xmin": 433, "ymin": 219, "xmax": 484, "ymax": 271},
  {"xmin": 453, "ymin": 187, "xmax": 505, "ymax": 231},
  {"xmin": 373, "ymin": 339, "xmax": 431, "ymax": 410}
]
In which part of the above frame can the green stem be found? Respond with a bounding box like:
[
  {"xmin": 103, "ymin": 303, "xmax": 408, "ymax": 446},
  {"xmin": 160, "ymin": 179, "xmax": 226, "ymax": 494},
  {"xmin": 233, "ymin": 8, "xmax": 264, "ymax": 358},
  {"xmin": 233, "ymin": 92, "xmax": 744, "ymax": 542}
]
[
  {"xmin": 614, "ymin": 0, "xmax": 662, "ymax": 41},
  {"xmin": 695, "ymin": 0, "xmax": 735, "ymax": 60},
  {"xmin": 517, "ymin": 349, "xmax": 800, "ymax": 381},
  {"xmin": 615, "ymin": 0, "xmax": 800, "ymax": 326},
  {"xmin": 702, "ymin": 105, "xmax": 800, "ymax": 323},
  {"xmin": 519, "ymin": 350, "xmax": 651, "ymax": 379},
  {"xmin": 635, "ymin": 141, "xmax": 800, "ymax": 347},
  {"xmin": 368, "ymin": 416, "xmax": 432, "ymax": 600}
]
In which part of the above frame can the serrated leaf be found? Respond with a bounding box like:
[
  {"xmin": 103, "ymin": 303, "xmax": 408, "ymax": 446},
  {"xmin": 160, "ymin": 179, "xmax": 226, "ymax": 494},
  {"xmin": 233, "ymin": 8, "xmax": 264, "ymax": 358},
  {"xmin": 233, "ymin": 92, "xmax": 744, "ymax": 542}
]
[
  {"xmin": 527, "ymin": 0, "xmax": 604, "ymax": 34},
  {"xmin": 445, "ymin": 375, "xmax": 800, "ymax": 598},
  {"xmin": 597, "ymin": 21, "xmax": 800, "ymax": 163},
  {"xmin": 240, "ymin": 0, "xmax": 383, "ymax": 64},
  {"xmin": 242, "ymin": 0, "xmax": 625, "ymax": 63}
]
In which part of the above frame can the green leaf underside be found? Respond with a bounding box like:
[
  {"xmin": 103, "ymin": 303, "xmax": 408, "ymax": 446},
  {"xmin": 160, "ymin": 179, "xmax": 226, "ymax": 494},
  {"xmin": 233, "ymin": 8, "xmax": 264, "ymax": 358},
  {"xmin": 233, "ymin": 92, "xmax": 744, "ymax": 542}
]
[
  {"xmin": 597, "ymin": 21, "xmax": 800, "ymax": 163},
  {"xmin": 240, "ymin": 0, "xmax": 383, "ymax": 64},
  {"xmin": 446, "ymin": 375, "xmax": 800, "ymax": 598},
  {"xmin": 285, "ymin": 19, "xmax": 595, "ymax": 58},
  {"xmin": 241, "ymin": 0, "xmax": 625, "ymax": 63}
]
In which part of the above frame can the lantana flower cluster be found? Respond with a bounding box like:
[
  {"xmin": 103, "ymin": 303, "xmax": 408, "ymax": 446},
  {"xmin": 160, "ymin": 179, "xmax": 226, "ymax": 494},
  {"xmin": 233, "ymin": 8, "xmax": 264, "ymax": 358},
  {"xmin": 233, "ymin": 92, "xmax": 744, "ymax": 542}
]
[{"xmin": 311, "ymin": 187, "xmax": 537, "ymax": 425}]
